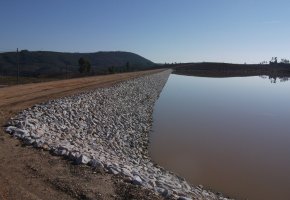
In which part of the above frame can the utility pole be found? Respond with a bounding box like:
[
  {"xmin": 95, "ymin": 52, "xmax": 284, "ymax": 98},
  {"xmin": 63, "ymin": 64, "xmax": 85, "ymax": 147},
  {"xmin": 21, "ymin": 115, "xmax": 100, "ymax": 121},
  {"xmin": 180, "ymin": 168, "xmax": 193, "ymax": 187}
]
[
  {"xmin": 66, "ymin": 64, "xmax": 68, "ymax": 79},
  {"xmin": 17, "ymin": 48, "xmax": 19, "ymax": 84}
]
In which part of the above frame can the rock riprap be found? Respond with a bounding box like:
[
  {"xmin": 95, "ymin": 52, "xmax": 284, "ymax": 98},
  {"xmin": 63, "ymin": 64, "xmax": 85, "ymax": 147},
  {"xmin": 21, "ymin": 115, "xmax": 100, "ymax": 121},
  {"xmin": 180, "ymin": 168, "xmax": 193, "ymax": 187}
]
[{"xmin": 6, "ymin": 70, "xmax": 231, "ymax": 200}]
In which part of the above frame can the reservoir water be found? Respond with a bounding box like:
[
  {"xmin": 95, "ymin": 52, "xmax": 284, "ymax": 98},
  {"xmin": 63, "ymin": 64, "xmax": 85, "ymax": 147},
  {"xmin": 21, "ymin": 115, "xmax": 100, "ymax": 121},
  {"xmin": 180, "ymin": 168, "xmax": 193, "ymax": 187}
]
[{"xmin": 150, "ymin": 74, "xmax": 290, "ymax": 200}]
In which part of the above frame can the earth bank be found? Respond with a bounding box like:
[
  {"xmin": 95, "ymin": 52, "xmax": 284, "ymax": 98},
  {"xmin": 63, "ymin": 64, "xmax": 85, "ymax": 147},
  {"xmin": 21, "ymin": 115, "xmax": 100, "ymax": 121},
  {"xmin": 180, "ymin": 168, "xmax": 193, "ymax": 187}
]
[{"xmin": 3, "ymin": 70, "xmax": 232, "ymax": 200}]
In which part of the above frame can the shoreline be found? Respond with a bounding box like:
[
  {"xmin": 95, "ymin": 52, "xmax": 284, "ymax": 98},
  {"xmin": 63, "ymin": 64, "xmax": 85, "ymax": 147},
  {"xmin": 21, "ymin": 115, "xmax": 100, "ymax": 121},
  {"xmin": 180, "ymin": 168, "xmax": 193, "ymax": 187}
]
[
  {"xmin": 5, "ymin": 70, "xmax": 231, "ymax": 200},
  {"xmin": 173, "ymin": 62, "xmax": 290, "ymax": 78}
]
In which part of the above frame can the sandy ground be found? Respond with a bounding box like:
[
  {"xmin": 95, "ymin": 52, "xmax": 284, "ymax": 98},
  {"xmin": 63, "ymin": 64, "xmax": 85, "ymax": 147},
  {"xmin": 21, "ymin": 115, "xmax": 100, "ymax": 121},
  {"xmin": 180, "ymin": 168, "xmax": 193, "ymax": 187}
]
[{"xmin": 0, "ymin": 69, "xmax": 164, "ymax": 200}]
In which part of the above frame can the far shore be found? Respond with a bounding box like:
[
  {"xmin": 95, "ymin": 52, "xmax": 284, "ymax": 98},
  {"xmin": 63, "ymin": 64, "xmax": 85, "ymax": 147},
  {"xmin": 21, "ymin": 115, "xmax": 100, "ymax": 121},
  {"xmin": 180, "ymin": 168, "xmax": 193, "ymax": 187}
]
[{"xmin": 171, "ymin": 62, "xmax": 290, "ymax": 78}]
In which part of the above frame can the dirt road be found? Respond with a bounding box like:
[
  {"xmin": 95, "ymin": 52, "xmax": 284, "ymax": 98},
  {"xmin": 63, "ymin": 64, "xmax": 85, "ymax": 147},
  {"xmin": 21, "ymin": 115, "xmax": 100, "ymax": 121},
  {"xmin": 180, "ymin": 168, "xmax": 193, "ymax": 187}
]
[{"xmin": 0, "ymin": 69, "xmax": 164, "ymax": 200}]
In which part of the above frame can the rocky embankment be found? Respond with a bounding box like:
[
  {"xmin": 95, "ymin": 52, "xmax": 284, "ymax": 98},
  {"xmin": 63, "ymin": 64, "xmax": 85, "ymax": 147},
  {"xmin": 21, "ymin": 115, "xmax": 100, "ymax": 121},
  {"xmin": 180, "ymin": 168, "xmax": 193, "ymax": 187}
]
[{"xmin": 6, "ymin": 70, "xmax": 231, "ymax": 200}]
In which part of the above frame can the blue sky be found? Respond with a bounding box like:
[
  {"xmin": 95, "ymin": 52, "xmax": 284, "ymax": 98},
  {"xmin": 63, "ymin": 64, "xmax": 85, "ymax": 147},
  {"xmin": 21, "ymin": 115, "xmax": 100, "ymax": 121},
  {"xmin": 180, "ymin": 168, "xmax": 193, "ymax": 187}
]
[{"xmin": 1, "ymin": 0, "xmax": 290, "ymax": 63}]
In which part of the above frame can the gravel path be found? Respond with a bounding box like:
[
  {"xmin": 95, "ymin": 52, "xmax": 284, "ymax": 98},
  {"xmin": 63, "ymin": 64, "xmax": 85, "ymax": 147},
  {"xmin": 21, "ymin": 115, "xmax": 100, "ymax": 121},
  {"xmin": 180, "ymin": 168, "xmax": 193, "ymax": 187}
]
[{"xmin": 6, "ymin": 70, "xmax": 231, "ymax": 200}]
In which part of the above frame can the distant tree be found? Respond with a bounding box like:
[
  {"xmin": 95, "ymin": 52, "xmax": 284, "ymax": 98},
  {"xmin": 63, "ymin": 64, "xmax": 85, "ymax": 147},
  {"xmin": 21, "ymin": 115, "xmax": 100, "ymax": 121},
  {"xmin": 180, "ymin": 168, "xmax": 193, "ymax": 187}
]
[
  {"xmin": 86, "ymin": 61, "xmax": 91, "ymax": 73},
  {"xmin": 78, "ymin": 57, "xmax": 91, "ymax": 73},
  {"xmin": 108, "ymin": 66, "xmax": 115, "ymax": 74},
  {"xmin": 270, "ymin": 57, "xmax": 278, "ymax": 65},
  {"xmin": 126, "ymin": 61, "xmax": 130, "ymax": 71},
  {"xmin": 280, "ymin": 58, "xmax": 290, "ymax": 64},
  {"xmin": 260, "ymin": 61, "xmax": 268, "ymax": 65},
  {"xmin": 78, "ymin": 57, "xmax": 86, "ymax": 73}
]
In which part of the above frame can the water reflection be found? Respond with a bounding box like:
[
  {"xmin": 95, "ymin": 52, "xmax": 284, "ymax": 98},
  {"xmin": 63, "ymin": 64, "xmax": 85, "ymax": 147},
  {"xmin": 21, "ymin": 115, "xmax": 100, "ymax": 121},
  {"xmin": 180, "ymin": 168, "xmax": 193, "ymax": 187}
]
[
  {"xmin": 260, "ymin": 75, "xmax": 290, "ymax": 83},
  {"xmin": 150, "ymin": 74, "xmax": 290, "ymax": 200}
]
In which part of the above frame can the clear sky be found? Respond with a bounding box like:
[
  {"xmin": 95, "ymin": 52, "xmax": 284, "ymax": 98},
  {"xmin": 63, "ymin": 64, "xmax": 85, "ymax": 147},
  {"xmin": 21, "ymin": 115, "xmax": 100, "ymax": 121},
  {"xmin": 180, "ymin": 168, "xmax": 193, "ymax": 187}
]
[{"xmin": 1, "ymin": 0, "xmax": 290, "ymax": 64}]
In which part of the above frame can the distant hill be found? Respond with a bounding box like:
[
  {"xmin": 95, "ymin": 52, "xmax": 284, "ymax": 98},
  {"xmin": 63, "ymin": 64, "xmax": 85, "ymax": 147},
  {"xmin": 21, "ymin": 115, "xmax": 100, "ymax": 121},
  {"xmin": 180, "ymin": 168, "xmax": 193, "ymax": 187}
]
[{"xmin": 0, "ymin": 50, "xmax": 156, "ymax": 77}]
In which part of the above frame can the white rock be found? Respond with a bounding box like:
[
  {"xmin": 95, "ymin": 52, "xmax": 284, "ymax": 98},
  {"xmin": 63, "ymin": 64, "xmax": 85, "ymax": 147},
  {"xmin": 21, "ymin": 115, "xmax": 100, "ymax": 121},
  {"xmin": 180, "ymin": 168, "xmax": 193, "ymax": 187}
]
[
  {"xmin": 5, "ymin": 126, "xmax": 16, "ymax": 134},
  {"xmin": 75, "ymin": 155, "xmax": 90, "ymax": 165},
  {"xmin": 121, "ymin": 168, "xmax": 132, "ymax": 177},
  {"xmin": 132, "ymin": 175, "xmax": 143, "ymax": 186},
  {"xmin": 89, "ymin": 159, "xmax": 104, "ymax": 168},
  {"xmin": 178, "ymin": 197, "xmax": 193, "ymax": 200}
]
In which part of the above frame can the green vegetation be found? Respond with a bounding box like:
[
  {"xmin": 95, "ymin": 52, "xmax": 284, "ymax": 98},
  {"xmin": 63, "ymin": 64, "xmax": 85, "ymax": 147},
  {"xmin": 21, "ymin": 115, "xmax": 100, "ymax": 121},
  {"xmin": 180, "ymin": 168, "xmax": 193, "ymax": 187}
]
[
  {"xmin": 107, "ymin": 61, "xmax": 132, "ymax": 74},
  {"xmin": 260, "ymin": 57, "xmax": 290, "ymax": 65},
  {"xmin": 280, "ymin": 58, "xmax": 289, "ymax": 64},
  {"xmin": 78, "ymin": 57, "xmax": 91, "ymax": 73}
]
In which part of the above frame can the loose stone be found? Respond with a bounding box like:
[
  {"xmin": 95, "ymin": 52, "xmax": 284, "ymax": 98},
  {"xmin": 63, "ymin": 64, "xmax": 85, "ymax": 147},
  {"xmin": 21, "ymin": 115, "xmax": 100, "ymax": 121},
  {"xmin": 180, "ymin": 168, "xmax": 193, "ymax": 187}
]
[{"xmin": 6, "ymin": 70, "xmax": 232, "ymax": 200}]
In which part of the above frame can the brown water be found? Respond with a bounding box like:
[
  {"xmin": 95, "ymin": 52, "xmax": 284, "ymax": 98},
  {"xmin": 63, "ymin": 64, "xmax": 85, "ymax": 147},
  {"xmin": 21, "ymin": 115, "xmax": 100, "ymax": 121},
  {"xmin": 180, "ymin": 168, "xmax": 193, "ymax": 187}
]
[{"xmin": 150, "ymin": 74, "xmax": 290, "ymax": 200}]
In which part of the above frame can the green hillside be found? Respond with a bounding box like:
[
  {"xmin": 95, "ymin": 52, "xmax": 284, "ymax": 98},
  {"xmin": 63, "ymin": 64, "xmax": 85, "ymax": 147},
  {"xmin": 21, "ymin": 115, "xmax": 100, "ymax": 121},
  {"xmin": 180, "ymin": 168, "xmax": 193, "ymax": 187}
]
[{"xmin": 0, "ymin": 50, "xmax": 156, "ymax": 77}]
